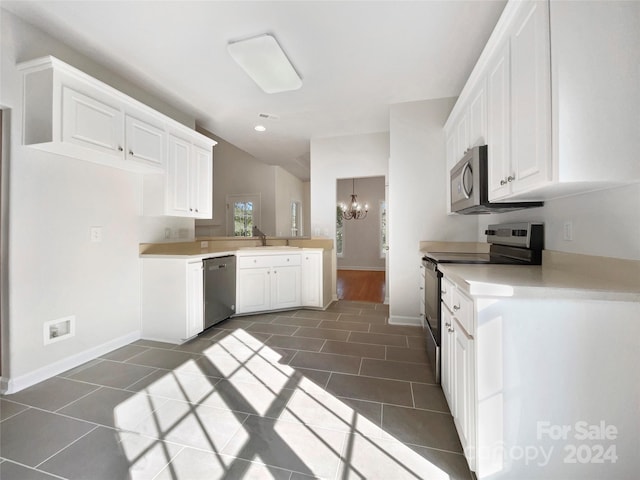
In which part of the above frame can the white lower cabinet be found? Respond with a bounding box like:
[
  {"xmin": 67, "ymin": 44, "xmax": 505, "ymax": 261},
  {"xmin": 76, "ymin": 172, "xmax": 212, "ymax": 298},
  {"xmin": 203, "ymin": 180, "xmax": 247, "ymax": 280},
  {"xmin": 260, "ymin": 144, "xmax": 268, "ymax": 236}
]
[
  {"xmin": 441, "ymin": 275, "xmax": 476, "ymax": 471},
  {"xmin": 141, "ymin": 258, "xmax": 204, "ymax": 344},
  {"xmin": 302, "ymin": 250, "xmax": 323, "ymax": 308},
  {"xmin": 441, "ymin": 306, "xmax": 454, "ymax": 408},
  {"xmin": 236, "ymin": 253, "xmax": 301, "ymax": 314},
  {"xmin": 452, "ymin": 317, "xmax": 475, "ymax": 465}
]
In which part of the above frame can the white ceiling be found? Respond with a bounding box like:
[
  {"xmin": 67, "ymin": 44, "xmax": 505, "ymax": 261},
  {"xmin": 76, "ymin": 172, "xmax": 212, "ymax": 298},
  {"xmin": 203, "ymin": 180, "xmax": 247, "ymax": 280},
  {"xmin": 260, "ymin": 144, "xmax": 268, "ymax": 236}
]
[{"xmin": 3, "ymin": 0, "xmax": 506, "ymax": 181}]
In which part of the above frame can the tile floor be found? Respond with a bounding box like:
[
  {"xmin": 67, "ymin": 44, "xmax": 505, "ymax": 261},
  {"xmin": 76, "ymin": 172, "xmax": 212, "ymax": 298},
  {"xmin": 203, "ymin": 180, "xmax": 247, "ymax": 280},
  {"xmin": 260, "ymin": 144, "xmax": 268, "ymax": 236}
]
[{"xmin": 0, "ymin": 301, "xmax": 473, "ymax": 480}]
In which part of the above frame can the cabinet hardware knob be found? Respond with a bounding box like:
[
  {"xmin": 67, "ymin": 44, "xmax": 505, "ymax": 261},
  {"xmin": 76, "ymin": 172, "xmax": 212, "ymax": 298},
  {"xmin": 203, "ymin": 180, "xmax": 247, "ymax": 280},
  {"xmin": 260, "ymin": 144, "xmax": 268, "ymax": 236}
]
[
  {"xmin": 500, "ymin": 179, "xmax": 507, "ymax": 186},
  {"xmin": 507, "ymin": 175, "xmax": 515, "ymax": 182},
  {"xmin": 448, "ymin": 327, "xmax": 455, "ymax": 333},
  {"xmin": 274, "ymin": 270, "xmax": 277, "ymax": 274},
  {"xmin": 195, "ymin": 209, "xmax": 199, "ymax": 213},
  {"xmin": 118, "ymin": 146, "xmax": 123, "ymax": 152},
  {"xmin": 420, "ymin": 287, "xmax": 424, "ymax": 290},
  {"xmin": 453, "ymin": 305, "xmax": 460, "ymax": 311},
  {"xmin": 129, "ymin": 150, "xmax": 134, "ymax": 156},
  {"xmin": 441, "ymin": 289, "xmax": 447, "ymax": 294},
  {"xmin": 445, "ymin": 322, "xmax": 451, "ymax": 328}
]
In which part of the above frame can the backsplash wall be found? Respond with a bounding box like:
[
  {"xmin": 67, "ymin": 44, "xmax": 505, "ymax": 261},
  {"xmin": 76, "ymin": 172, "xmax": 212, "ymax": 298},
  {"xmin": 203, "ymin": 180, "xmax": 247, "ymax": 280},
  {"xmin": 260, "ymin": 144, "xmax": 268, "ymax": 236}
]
[{"xmin": 478, "ymin": 183, "xmax": 640, "ymax": 261}]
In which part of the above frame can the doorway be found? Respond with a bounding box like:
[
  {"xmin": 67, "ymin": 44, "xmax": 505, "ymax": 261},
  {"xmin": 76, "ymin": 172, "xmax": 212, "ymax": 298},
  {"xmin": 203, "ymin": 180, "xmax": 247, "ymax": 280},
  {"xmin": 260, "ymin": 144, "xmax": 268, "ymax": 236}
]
[{"xmin": 335, "ymin": 176, "xmax": 386, "ymax": 303}]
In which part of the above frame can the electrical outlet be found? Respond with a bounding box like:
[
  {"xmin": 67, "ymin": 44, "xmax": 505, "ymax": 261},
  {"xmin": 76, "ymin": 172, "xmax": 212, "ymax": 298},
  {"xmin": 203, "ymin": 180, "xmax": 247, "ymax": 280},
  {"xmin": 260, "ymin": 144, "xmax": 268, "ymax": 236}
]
[
  {"xmin": 90, "ymin": 226, "xmax": 103, "ymax": 243},
  {"xmin": 563, "ymin": 221, "xmax": 573, "ymax": 241}
]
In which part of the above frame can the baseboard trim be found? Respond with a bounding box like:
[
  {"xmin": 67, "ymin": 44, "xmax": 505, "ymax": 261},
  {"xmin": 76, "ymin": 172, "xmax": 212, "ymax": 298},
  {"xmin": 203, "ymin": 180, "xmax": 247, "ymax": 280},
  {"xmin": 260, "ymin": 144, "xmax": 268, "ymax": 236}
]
[
  {"xmin": 1, "ymin": 330, "xmax": 141, "ymax": 394},
  {"xmin": 388, "ymin": 315, "xmax": 422, "ymax": 326}
]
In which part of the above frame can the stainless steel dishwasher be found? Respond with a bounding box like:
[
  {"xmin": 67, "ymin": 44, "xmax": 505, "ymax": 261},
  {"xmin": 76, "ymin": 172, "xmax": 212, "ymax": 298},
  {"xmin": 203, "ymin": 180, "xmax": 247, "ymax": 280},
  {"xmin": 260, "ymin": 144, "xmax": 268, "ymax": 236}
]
[{"xmin": 203, "ymin": 255, "xmax": 236, "ymax": 330}]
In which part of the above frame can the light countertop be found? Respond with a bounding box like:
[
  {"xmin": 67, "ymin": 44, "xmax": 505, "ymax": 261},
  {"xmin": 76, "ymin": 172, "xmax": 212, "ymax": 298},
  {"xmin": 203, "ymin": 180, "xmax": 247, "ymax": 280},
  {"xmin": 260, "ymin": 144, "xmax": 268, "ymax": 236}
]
[
  {"xmin": 141, "ymin": 246, "xmax": 323, "ymax": 261},
  {"xmin": 438, "ymin": 251, "xmax": 640, "ymax": 302}
]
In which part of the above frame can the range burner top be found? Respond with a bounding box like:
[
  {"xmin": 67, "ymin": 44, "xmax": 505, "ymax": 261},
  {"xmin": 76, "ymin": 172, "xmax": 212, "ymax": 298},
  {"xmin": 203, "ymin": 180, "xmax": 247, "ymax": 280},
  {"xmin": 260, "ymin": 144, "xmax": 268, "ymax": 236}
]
[
  {"xmin": 423, "ymin": 251, "xmax": 532, "ymax": 265},
  {"xmin": 423, "ymin": 222, "xmax": 544, "ymax": 266}
]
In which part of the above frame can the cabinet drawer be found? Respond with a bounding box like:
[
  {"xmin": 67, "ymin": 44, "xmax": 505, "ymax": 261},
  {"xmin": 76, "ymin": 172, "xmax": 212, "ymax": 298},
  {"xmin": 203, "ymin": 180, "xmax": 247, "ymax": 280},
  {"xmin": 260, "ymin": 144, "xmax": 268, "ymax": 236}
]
[
  {"xmin": 441, "ymin": 277, "xmax": 455, "ymax": 311},
  {"xmin": 452, "ymin": 289, "xmax": 474, "ymax": 335},
  {"xmin": 271, "ymin": 254, "xmax": 301, "ymax": 267},
  {"xmin": 237, "ymin": 253, "xmax": 301, "ymax": 269},
  {"xmin": 237, "ymin": 256, "xmax": 272, "ymax": 269}
]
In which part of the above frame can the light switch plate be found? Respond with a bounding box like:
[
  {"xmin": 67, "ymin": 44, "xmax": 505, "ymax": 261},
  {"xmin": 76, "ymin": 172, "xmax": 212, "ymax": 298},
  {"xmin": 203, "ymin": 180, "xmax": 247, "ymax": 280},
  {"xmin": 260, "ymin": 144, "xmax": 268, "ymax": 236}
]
[
  {"xmin": 563, "ymin": 221, "xmax": 573, "ymax": 241},
  {"xmin": 90, "ymin": 226, "xmax": 103, "ymax": 243}
]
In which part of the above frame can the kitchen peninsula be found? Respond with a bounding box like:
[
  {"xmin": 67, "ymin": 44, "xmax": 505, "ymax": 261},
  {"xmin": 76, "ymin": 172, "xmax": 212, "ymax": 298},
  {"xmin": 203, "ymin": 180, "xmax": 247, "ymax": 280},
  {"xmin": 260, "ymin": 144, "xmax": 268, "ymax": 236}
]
[{"xmin": 139, "ymin": 237, "xmax": 333, "ymax": 344}]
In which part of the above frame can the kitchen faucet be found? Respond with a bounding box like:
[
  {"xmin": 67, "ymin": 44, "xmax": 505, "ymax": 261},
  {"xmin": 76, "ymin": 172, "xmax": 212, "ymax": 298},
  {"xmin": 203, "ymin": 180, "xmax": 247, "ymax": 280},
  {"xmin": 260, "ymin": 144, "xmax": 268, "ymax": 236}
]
[{"xmin": 252, "ymin": 226, "xmax": 267, "ymax": 246}]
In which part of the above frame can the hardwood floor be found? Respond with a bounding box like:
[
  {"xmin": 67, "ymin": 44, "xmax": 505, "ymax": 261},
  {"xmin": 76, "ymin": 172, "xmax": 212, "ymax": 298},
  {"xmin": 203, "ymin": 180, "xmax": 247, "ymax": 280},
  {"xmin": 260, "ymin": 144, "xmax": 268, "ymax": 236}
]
[{"xmin": 336, "ymin": 269, "xmax": 386, "ymax": 303}]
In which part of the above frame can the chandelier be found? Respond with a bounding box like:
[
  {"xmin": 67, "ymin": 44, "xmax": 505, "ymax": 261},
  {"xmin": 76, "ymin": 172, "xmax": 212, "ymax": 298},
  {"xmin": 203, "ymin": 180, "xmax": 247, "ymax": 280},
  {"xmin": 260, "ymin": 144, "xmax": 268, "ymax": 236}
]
[{"xmin": 340, "ymin": 178, "xmax": 368, "ymax": 220}]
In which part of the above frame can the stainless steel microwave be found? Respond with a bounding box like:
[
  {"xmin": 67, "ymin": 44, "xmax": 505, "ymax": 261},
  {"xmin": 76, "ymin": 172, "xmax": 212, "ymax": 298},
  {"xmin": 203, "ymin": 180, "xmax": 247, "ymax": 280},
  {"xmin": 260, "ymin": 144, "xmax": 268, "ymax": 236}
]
[{"xmin": 450, "ymin": 145, "xmax": 543, "ymax": 214}]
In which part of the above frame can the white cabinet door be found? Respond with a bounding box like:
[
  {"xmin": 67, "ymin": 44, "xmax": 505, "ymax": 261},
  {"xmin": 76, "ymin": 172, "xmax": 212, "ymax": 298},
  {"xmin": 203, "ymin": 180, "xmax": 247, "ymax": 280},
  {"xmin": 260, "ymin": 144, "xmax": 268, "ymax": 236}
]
[
  {"xmin": 164, "ymin": 135, "xmax": 213, "ymax": 218},
  {"xmin": 186, "ymin": 261, "xmax": 204, "ymax": 339},
  {"xmin": 125, "ymin": 114, "xmax": 165, "ymax": 170},
  {"xmin": 272, "ymin": 265, "xmax": 301, "ymax": 310},
  {"xmin": 510, "ymin": 0, "xmax": 551, "ymax": 195},
  {"xmin": 191, "ymin": 144, "xmax": 213, "ymax": 219},
  {"xmin": 455, "ymin": 112, "xmax": 469, "ymax": 160},
  {"xmin": 487, "ymin": 41, "xmax": 512, "ymax": 201},
  {"xmin": 468, "ymin": 80, "xmax": 487, "ymax": 148},
  {"xmin": 453, "ymin": 317, "xmax": 475, "ymax": 468},
  {"xmin": 302, "ymin": 252, "xmax": 322, "ymax": 307},
  {"xmin": 166, "ymin": 134, "xmax": 191, "ymax": 216},
  {"xmin": 62, "ymin": 86, "xmax": 123, "ymax": 156},
  {"xmin": 236, "ymin": 267, "xmax": 271, "ymax": 314},
  {"xmin": 441, "ymin": 305, "xmax": 454, "ymax": 411}
]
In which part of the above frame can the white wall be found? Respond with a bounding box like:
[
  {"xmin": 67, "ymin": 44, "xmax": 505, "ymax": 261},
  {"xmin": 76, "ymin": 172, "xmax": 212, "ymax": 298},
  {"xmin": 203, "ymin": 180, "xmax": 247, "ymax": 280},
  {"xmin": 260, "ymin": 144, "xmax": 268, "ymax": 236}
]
[
  {"xmin": 478, "ymin": 183, "xmax": 640, "ymax": 261},
  {"xmin": 275, "ymin": 167, "xmax": 305, "ymax": 237},
  {"xmin": 389, "ymin": 98, "xmax": 479, "ymax": 323},
  {"xmin": 310, "ymin": 132, "xmax": 389, "ymax": 298},
  {"xmin": 0, "ymin": 12, "xmax": 198, "ymax": 391},
  {"xmin": 337, "ymin": 176, "xmax": 386, "ymax": 271}
]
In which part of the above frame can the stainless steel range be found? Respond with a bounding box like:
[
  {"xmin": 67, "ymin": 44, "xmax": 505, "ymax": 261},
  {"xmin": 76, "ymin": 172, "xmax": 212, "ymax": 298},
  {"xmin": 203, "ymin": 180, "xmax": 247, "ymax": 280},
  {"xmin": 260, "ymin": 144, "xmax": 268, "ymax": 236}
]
[{"xmin": 421, "ymin": 222, "xmax": 543, "ymax": 383}]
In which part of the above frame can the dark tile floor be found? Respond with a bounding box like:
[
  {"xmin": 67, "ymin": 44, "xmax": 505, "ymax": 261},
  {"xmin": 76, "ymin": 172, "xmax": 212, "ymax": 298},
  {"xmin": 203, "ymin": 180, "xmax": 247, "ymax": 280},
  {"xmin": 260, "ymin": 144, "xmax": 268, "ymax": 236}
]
[{"xmin": 0, "ymin": 301, "xmax": 473, "ymax": 479}]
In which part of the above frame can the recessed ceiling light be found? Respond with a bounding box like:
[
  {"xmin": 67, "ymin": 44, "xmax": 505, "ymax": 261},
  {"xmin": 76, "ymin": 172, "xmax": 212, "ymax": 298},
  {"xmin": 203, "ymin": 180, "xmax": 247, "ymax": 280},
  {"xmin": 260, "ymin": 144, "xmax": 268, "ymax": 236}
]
[
  {"xmin": 228, "ymin": 34, "xmax": 302, "ymax": 94},
  {"xmin": 254, "ymin": 125, "xmax": 266, "ymax": 132}
]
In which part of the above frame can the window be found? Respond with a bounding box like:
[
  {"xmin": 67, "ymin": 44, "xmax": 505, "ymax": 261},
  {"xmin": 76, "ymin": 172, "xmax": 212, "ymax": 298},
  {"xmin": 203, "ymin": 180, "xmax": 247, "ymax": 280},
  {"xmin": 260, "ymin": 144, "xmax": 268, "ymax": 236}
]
[
  {"xmin": 291, "ymin": 201, "xmax": 301, "ymax": 237},
  {"xmin": 233, "ymin": 201, "xmax": 254, "ymax": 236},
  {"xmin": 380, "ymin": 200, "xmax": 387, "ymax": 257},
  {"xmin": 227, "ymin": 194, "xmax": 261, "ymax": 237},
  {"xmin": 336, "ymin": 205, "xmax": 344, "ymax": 256}
]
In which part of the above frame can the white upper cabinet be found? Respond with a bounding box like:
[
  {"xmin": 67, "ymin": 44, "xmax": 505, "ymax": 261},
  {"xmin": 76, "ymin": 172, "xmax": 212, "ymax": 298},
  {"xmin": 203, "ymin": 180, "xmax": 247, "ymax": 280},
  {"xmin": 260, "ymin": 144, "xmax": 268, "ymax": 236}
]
[
  {"xmin": 467, "ymin": 80, "xmax": 487, "ymax": 150},
  {"xmin": 509, "ymin": 0, "xmax": 551, "ymax": 197},
  {"xmin": 19, "ymin": 56, "xmax": 215, "ymax": 179},
  {"xmin": 192, "ymin": 144, "xmax": 214, "ymax": 219},
  {"xmin": 486, "ymin": 41, "xmax": 512, "ymax": 201},
  {"xmin": 156, "ymin": 133, "xmax": 213, "ymax": 219},
  {"xmin": 166, "ymin": 134, "xmax": 192, "ymax": 216},
  {"xmin": 125, "ymin": 114, "xmax": 165, "ymax": 169},
  {"xmin": 445, "ymin": 0, "xmax": 639, "ymax": 203},
  {"xmin": 61, "ymin": 86, "xmax": 123, "ymax": 156}
]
